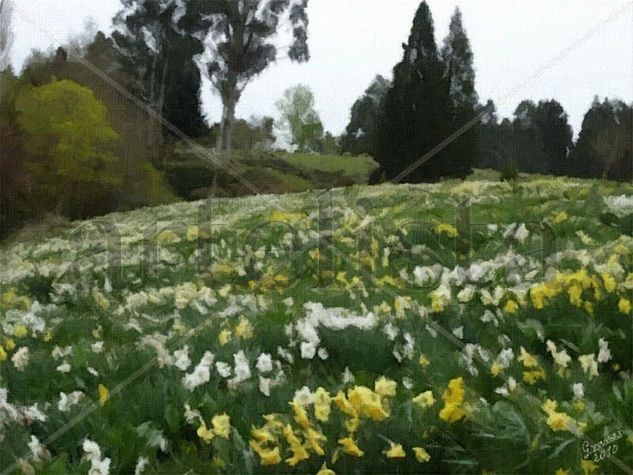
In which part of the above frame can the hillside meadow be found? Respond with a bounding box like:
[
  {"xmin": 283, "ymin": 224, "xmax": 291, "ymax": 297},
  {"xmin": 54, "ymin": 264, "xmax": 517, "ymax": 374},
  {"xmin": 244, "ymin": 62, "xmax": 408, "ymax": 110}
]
[{"xmin": 0, "ymin": 174, "xmax": 632, "ymax": 474}]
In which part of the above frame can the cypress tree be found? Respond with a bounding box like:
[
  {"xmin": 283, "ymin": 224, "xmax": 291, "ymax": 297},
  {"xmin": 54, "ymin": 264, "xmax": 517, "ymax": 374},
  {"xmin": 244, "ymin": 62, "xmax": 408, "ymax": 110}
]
[
  {"xmin": 441, "ymin": 7, "xmax": 478, "ymax": 178},
  {"xmin": 376, "ymin": 1, "xmax": 451, "ymax": 183}
]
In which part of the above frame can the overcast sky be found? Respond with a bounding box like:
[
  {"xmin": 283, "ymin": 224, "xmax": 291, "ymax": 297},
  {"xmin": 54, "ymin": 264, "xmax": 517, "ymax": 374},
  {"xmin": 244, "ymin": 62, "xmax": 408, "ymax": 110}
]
[{"xmin": 10, "ymin": 0, "xmax": 633, "ymax": 137}]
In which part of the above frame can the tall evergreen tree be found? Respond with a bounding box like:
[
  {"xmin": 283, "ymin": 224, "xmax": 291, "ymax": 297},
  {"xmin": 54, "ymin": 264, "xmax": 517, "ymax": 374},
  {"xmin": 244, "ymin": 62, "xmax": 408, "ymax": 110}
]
[
  {"xmin": 441, "ymin": 7, "xmax": 478, "ymax": 178},
  {"xmin": 376, "ymin": 1, "xmax": 451, "ymax": 183},
  {"xmin": 570, "ymin": 97, "xmax": 632, "ymax": 181},
  {"xmin": 341, "ymin": 74, "xmax": 391, "ymax": 157}
]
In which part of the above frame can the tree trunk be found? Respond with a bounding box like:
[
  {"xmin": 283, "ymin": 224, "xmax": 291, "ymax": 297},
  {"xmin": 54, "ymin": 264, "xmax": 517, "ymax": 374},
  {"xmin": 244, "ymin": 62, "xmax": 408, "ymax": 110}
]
[{"xmin": 223, "ymin": 93, "xmax": 237, "ymax": 156}]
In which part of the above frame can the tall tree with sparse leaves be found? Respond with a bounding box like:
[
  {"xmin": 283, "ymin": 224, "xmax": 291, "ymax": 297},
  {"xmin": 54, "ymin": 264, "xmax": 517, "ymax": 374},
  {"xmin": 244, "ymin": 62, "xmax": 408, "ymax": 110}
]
[
  {"xmin": 201, "ymin": 0, "xmax": 310, "ymax": 154},
  {"xmin": 0, "ymin": 0, "xmax": 14, "ymax": 72}
]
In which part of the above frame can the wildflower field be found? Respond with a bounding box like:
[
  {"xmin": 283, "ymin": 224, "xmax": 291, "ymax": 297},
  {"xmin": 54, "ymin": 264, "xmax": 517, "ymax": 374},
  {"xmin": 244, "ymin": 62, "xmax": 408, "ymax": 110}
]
[{"xmin": 0, "ymin": 175, "xmax": 632, "ymax": 474}]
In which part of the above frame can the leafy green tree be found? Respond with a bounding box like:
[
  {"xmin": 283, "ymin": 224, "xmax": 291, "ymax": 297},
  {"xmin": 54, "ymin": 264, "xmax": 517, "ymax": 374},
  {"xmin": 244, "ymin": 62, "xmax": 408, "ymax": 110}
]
[
  {"xmin": 16, "ymin": 80, "xmax": 121, "ymax": 215},
  {"xmin": 201, "ymin": 0, "xmax": 310, "ymax": 153},
  {"xmin": 376, "ymin": 1, "xmax": 452, "ymax": 182},
  {"xmin": 341, "ymin": 75, "xmax": 391, "ymax": 157},
  {"xmin": 441, "ymin": 7, "xmax": 478, "ymax": 178},
  {"xmin": 276, "ymin": 85, "xmax": 323, "ymax": 152}
]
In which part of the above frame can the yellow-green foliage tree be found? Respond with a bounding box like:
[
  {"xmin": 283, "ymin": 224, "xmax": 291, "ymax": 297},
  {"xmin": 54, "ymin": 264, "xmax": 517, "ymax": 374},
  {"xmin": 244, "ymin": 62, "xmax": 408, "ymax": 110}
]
[{"xmin": 16, "ymin": 79, "xmax": 122, "ymax": 216}]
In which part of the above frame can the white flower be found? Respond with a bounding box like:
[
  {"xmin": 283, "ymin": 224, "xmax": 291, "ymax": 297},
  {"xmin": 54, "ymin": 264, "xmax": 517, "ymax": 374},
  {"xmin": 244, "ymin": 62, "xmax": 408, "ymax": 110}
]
[
  {"xmin": 342, "ymin": 367, "xmax": 355, "ymax": 384},
  {"xmin": 402, "ymin": 377, "xmax": 414, "ymax": 390},
  {"xmin": 317, "ymin": 347, "xmax": 329, "ymax": 360},
  {"xmin": 52, "ymin": 346, "xmax": 72, "ymax": 360},
  {"xmin": 259, "ymin": 376, "xmax": 272, "ymax": 396},
  {"xmin": 546, "ymin": 340, "xmax": 571, "ymax": 368},
  {"xmin": 514, "ymin": 223, "xmax": 529, "ymax": 243},
  {"xmin": 228, "ymin": 350, "xmax": 251, "ymax": 387},
  {"xmin": 82, "ymin": 439, "xmax": 102, "ymax": 462},
  {"xmin": 12, "ymin": 347, "xmax": 29, "ymax": 371},
  {"xmin": 597, "ymin": 338, "xmax": 611, "ymax": 363},
  {"xmin": 457, "ymin": 286, "xmax": 475, "ymax": 303},
  {"xmin": 89, "ymin": 456, "xmax": 111, "ymax": 475},
  {"xmin": 172, "ymin": 346, "xmax": 191, "ymax": 371},
  {"xmin": 215, "ymin": 362, "xmax": 232, "ymax": 378},
  {"xmin": 383, "ymin": 323, "xmax": 398, "ymax": 341},
  {"xmin": 87, "ymin": 367, "xmax": 99, "ymax": 377},
  {"xmin": 28, "ymin": 435, "xmax": 49, "ymax": 462},
  {"xmin": 604, "ymin": 194, "xmax": 633, "ymax": 218},
  {"xmin": 134, "ymin": 457, "xmax": 149, "ymax": 475},
  {"xmin": 293, "ymin": 386, "xmax": 314, "ymax": 406},
  {"xmin": 452, "ymin": 326, "xmax": 464, "ymax": 339},
  {"xmin": 578, "ymin": 354, "xmax": 599, "ymax": 378},
  {"xmin": 182, "ymin": 352, "xmax": 214, "ymax": 391},
  {"xmin": 183, "ymin": 403, "xmax": 201, "ymax": 424},
  {"xmin": 91, "ymin": 341, "xmax": 104, "ymax": 353},
  {"xmin": 572, "ymin": 383, "xmax": 584, "ymax": 399},
  {"xmin": 300, "ymin": 341, "xmax": 317, "ymax": 359},
  {"xmin": 277, "ymin": 346, "xmax": 294, "ymax": 364},
  {"xmin": 58, "ymin": 391, "xmax": 83, "ymax": 412},
  {"xmin": 256, "ymin": 353, "xmax": 273, "ymax": 373},
  {"xmin": 56, "ymin": 362, "xmax": 71, "ymax": 373}
]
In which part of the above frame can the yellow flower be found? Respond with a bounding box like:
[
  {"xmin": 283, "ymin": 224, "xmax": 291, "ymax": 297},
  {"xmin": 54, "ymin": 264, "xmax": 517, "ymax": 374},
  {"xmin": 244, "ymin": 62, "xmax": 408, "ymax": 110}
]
[
  {"xmin": 490, "ymin": 362, "xmax": 503, "ymax": 377},
  {"xmin": 4, "ymin": 338, "xmax": 16, "ymax": 351},
  {"xmin": 98, "ymin": 384, "xmax": 109, "ymax": 406},
  {"xmin": 412, "ymin": 390, "xmax": 435, "ymax": 409},
  {"xmin": 413, "ymin": 446, "xmax": 431, "ymax": 463},
  {"xmin": 374, "ymin": 376, "xmax": 397, "ymax": 398},
  {"xmin": 601, "ymin": 273, "xmax": 617, "ymax": 293},
  {"xmin": 344, "ymin": 416, "xmax": 360, "ymax": 433},
  {"xmin": 338, "ymin": 437, "xmax": 364, "ymax": 457},
  {"xmin": 197, "ymin": 421, "xmax": 215, "ymax": 443},
  {"xmin": 568, "ymin": 284, "xmax": 582, "ymax": 306},
  {"xmin": 552, "ymin": 211, "xmax": 568, "ymax": 224},
  {"xmin": 234, "ymin": 317, "xmax": 253, "ymax": 339},
  {"xmin": 290, "ymin": 401, "xmax": 311, "ymax": 429},
  {"xmin": 419, "ymin": 354, "xmax": 430, "ymax": 369},
  {"xmin": 435, "ymin": 223, "xmax": 458, "ymax": 238},
  {"xmin": 212, "ymin": 456, "xmax": 225, "ymax": 468},
  {"xmin": 504, "ymin": 299, "xmax": 519, "ymax": 314},
  {"xmin": 314, "ymin": 387, "xmax": 332, "ymax": 422},
  {"xmin": 0, "ymin": 346, "xmax": 6, "ymax": 361},
  {"xmin": 212, "ymin": 413, "xmax": 231, "ymax": 439},
  {"xmin": 523, "ymin": 368, "xmax": 546, "ymax": 385},
  {"xmin": 384, "ymin": 442, "xmax": 406, "ymax": 458},
  {"xmin": 546, "ymin": 411, "xmax": 572, "ymax": 432},
  {"xmin": 554, "ymin": 470, "xmax": 569, "ymax": 475},
  {"xmin": 439, "ymin": 402, "xmax": 465, "ymax": 423},
  {"xmin": 304, "ymin": 428, "xmax": 327, "ymax": 456},
  {"xmin": 580, "ymin": 459, "xmax": 598, "ymax": 475},
  {"xmin": 218, "ymin": 329, "xmax": 232, "ymax": 346},
  {"xmin": 283, "ymin": 425, "xmax": 309, "ymax": 466},
  {"xmin": 317, "ymin": 463, "xmax": 336, "ymax": 475},
  {"xmin": 14, "ymin": 324, "xmax": 28, "ymax": 339},
  {"xmin": 442, "ymin": 377, "xmax": 465, "ymax": 405},
  {"xmin": 348, "ymin": 386, "xmax": 389, "ymax": 421},
  {"xmin": 249, "ymin": 441, "xmax": 281, "ymax": 465},
  {"xmin": 333, "ymin": 391, "xmax": 358, "ymax": 418},
  {"xmin": 518, "ymin": 347, "xmax": 538, "ymax": 368},
  {"xmin": 251, "ymin": 426, "xmax": 276, "ymax": 444},
  {"xmin": 618, "ymin": 298, "xmax": 631, "ymax": 314}
]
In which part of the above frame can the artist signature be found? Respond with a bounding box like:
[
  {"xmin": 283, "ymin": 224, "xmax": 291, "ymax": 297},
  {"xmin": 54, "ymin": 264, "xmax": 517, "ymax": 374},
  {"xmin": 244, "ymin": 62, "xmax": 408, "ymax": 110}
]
[{"xmin": 582, "ymin": 431, "xmax": 623, "ymax": 462}]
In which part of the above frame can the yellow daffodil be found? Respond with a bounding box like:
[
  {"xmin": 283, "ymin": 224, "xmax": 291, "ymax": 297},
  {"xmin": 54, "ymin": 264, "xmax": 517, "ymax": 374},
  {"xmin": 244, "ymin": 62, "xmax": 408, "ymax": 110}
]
[
  {"xmin": 618, "ymin": 297, "xmax": 631, "ymax": 314},
  {"xmin": 419, "ymin": 354, "xmax": 430, "ymax": 369},
  {"xmin": 218, "ymin": 329, "xmax": 232, "ymax": 346},
  {"xmin": 374, "ymin": 376, "xmax": 397, "ymax": 398},
  {"xmin": 338, "ymin": 437, "xmax": 364, "ymax": 457},
  {"xmin": 235, "ymin": 317, "xmax": 253, "ymax": 339},
  {"xmin": 503, "ymin": 299, "xmax": 519, "ymax": 314},
  {"xmin": 98, "ymin": 384, "xmax": 109, "ymax": 406},
  {"xmin": 289, "ymin": 401, "xmax": 311, "ymax": 429},
  {"xmin": 413, "ymin": 446, "xmax": 431, "ymax": 463},
  {"xmin": 314, "ymin": 387, "xmax": 332, "ymax": 422},
  {"xmin": 249, "ymin": 441, "xmax": 281, "ymax": 465},
  {"xmin": 384, "ymin": 442, "xmax": 406, "ymax": 458},
  {"xmin": 197, "ymin": 421, "xmax": 215, "ymax": 443},
  {"xmin": 212, "ymin": 413, "xmax": 231, "ymax": 439},
  {"xmin": 412, "ymin": 390, "xmax": 435, "ymax": 409},
  {"xmin": 317, "ymin": 462, "xmax": 336, "ymax": 475}
]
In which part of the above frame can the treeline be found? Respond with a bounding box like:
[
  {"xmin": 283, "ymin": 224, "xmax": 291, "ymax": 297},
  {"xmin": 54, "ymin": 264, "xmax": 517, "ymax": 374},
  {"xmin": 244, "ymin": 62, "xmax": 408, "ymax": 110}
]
[{"xmin": 341, "ymin": 2, "xmax": 633, "ymax": 183}]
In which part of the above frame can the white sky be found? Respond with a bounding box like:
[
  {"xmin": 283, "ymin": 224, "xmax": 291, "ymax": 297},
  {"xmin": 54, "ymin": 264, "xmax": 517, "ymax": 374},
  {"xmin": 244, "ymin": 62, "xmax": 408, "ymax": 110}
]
[{"xmin": 9, "ymin": 0, "xmax": 633, "ymax": 137}]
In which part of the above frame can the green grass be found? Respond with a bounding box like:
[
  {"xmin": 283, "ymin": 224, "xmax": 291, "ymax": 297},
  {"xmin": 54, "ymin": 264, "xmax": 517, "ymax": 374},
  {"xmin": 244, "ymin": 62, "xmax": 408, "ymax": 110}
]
[{"xmin": 283, "ymin": 152, "xmax": 378, "ymax": 179}]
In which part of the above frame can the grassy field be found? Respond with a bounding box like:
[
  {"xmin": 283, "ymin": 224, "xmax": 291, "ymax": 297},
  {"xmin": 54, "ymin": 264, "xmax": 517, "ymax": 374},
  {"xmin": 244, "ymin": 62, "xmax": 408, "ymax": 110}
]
[{"xmin": 0, "ymin": 174, "xmax": 632, "ymax": 474}]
